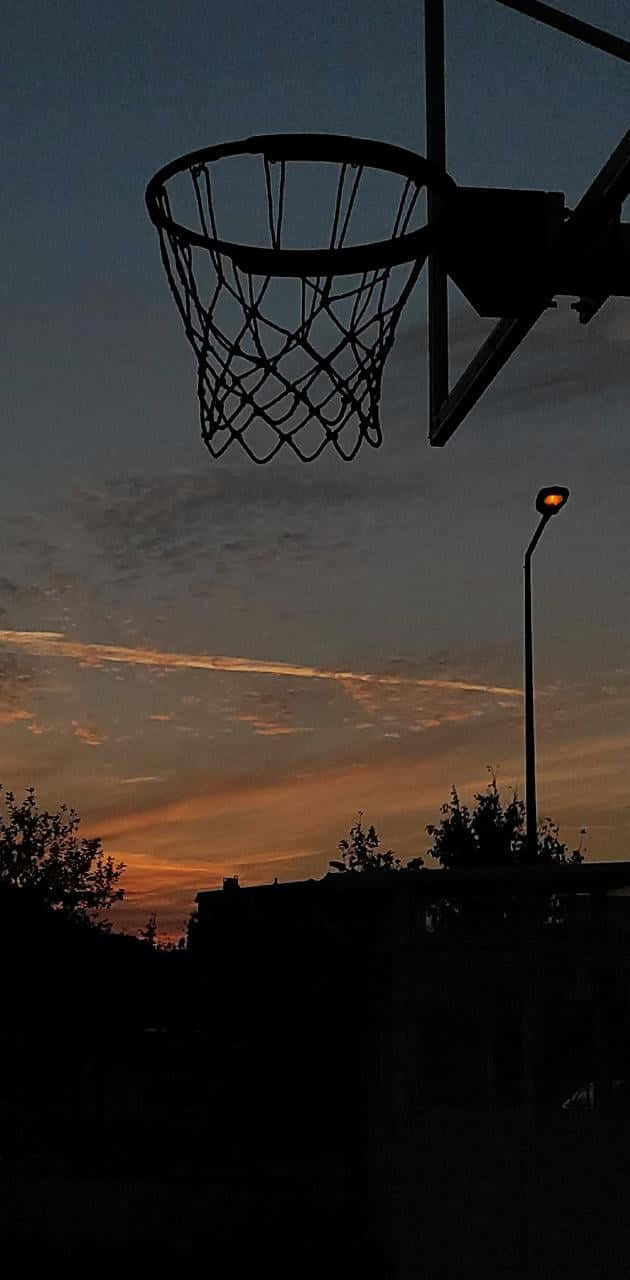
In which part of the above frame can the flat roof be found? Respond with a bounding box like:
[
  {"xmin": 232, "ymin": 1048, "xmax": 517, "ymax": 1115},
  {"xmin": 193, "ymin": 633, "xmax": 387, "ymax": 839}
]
[{"xmin": 196, "ymin": 861, "xmax": 630, "ymax": 904}]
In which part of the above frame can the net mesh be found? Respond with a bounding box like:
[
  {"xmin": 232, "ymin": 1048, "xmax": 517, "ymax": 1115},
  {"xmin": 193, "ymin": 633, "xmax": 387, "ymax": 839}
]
[{"xmin": 154, "ymin": 156, "xmax": 428, "ymax": 462}]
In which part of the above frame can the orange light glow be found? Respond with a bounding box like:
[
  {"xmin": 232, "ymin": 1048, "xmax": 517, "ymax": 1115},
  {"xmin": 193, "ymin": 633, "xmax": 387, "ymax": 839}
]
[{"xmin": 542, "ymin": 492, "xmax": 565, "ymax": 508}]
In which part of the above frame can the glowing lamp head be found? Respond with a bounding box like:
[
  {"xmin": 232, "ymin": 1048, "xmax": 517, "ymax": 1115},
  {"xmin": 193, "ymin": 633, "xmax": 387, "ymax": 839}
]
[{"xmin": 536, "ymin": 485, "xmax": 569, "ymax": 516}]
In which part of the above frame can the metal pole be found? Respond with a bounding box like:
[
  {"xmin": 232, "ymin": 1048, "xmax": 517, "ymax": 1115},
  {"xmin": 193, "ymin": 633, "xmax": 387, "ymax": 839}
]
[
  {"xmin": 524, "ymin": 544, "xmax": 536, "ymax": 862},
  {"xmin": 425, "ymin": 0, "xmax": 449, "ymax": 432},
  {"xmin": 523, "ymin": 514, "xmax": 549, "ymax": 862}
]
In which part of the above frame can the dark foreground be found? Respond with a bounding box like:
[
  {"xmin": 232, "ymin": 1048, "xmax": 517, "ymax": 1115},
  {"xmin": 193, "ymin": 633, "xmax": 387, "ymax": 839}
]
[
  {"xmin": 2, "ymin": 902, "xmax": 630, "ymax": 1275},
  {"xmin": 2, "ymin": 1102, "xmax": 630, "ymax": 1277}
]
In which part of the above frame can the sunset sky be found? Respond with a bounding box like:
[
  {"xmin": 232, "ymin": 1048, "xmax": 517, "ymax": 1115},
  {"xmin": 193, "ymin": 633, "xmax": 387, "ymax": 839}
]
[{"xmin": 2, "ymin": 1, "xmax": 629, "ymax": 938}]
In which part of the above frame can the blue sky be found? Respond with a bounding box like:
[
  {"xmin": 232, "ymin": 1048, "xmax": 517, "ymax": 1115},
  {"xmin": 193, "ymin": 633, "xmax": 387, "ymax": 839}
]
[{"xmin": 1, "ymin": 1, "xmax": 628, "ymax": 936}]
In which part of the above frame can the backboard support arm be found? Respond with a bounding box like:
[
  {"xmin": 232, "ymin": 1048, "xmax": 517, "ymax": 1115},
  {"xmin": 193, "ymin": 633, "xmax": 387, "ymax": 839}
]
[
  {"xmin": 429, "ymin": 309, "xmax": 547, "ymax": 446},
  {"xmin": 495, "ymin": 0, "xmax": 630, "ymax": 64}
]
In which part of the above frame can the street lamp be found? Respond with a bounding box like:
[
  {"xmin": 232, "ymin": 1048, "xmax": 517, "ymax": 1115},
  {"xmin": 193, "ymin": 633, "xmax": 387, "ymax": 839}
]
[{"xmin": 524, "ymin": 486, "xmax": 570, "ymax": 863}]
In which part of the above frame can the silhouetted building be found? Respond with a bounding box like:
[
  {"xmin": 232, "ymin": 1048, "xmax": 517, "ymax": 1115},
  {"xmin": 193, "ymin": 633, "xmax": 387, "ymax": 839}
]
[{"xmin": 194, "ymin": 863, "xmax": 630, "ymax": 1116}]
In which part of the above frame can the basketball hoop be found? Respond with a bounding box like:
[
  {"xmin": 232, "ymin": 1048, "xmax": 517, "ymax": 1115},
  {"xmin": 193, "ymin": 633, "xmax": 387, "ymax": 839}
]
[{"xmin": 146, "ymin": 134, "xmax": 453, "ymax": 462}]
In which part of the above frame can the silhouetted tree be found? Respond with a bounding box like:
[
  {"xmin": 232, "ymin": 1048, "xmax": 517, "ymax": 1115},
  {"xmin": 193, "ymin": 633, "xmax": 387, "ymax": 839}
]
[
  {"xmin": 330, "ymin": 813, "xmax": 404, "ymax": 873},
  {"xmin": 185, "ymin": 908, "xmax": 200, "ymax": 951},
  {"xmin": 425, "ymin": 772, "xmax": 585, "ymax": 931},
  {"xmin": 0, "ymin": 785, "xmax": 124, "ymax": 926},
  {"xmin": 138, "ymin": 913, "xmax": 158, "ymax": 947},
  {"xmin": 426, "ymin": 772, "xmax": 584, "ymax": 870}
]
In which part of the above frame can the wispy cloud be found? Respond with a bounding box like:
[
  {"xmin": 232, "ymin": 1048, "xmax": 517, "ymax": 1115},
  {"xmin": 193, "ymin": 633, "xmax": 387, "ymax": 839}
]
[
  {"xmin": 25, "ymin": 719, "xmax": 50, "ymax": 736},
  {"xmin": 228, "ymin": 692, "xmax": 314, "ymax": 737},
  {"xmin": 94, "ymin": 720, "xmax": 630, "ymax": 935},
  {"xmin": 0, "ymin": 708, "xmax": 33, "ymax": 726},
  {"xmin": 0, "ymin": 630, "xmax": 522, "ymax": 698},
  {"xmin": 231, "ymin": 711, "xmax": 312, "ymax": 736},
  {"xmin": 72, "ymin": 720, "xmax": 106, "ymax": 747},
  {"xmin": 88, "ymin": 755, "xmax": 470, "ymax": 848},
  {"xmin": 118, "ymin": 776, "xmax": 162, "ymax": 785}
]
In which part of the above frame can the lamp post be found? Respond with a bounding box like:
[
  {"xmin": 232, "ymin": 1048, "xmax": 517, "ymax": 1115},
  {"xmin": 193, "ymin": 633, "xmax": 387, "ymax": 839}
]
[{"xmin": 524, "ymin": 486, "xmax": 570, "ymax": 863}]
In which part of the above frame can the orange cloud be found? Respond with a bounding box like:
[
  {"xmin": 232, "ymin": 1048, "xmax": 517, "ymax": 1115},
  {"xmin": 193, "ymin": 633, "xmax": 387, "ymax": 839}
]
[
  {"xmin": 0, "ymin": 708, "xmax": 33, "ymax": 726},
  {"xmin": 229, "ymin": 709, "xmax": 312, "ymax": 736},
  {"xmin": 89, "ymin": 754, "xmax": 463, "ymax": 849},
  {"xmin": 0, "ymin": 630, "xmax": 522, "ymax": 698},
  {"xmin": 72, "ymin": 721, "xmax": 106, "ymax": 747},
  {"xmin": 25, "ymin": 720, "xmax": 50, "ymax": 736},
  {"xmin": 86, "ymin": 722, "xmax": 630, "ymax": 871}
]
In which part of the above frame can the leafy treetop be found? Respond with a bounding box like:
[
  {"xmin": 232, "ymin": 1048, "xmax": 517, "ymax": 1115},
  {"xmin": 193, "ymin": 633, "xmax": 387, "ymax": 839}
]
[
  {"xmin": 329, "ymin": 813, "xmax": 424, "ymax": 875},
  {"xmin": 0, "ymin": 785, "xmax": 125, "ymax": 927},
  {"xmin": 426, "ymin": 772, "xmax": 584, "ymax": 870}
]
